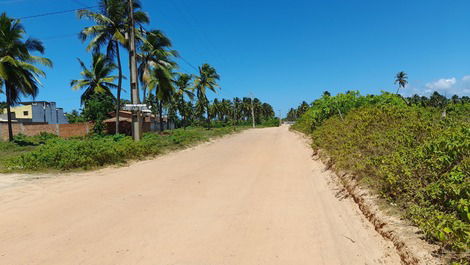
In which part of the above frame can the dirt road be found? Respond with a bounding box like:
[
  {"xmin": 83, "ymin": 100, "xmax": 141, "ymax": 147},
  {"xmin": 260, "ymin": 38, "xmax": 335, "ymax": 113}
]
[{"xmin": 0, "ymin": 126, "xmax": 401, "ymax": 265}]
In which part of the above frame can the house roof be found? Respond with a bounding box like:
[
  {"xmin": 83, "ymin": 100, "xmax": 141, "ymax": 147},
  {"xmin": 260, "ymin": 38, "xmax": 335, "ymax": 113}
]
[
  {"xmin": 20, "ymin": 101, "xmax": 56, "ymax": 105},
  {"xmin": 104, "ymin": 117, "xmax": 132, "ymax": 123}
]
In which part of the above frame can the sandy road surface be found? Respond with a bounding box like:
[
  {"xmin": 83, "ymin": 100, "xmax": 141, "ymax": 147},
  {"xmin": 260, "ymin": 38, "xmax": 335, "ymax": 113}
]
[{"xmin": 0, "ymin": 126, "xmax": 401, "ymax": 265}]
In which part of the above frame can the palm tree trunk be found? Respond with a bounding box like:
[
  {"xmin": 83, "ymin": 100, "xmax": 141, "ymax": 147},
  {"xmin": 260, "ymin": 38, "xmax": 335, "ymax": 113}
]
[
  {"xmin": 166, "ymin": 112, "xmax": 170, "ymax": 130},
  {"xmin": 158, "ymin": 100, "xmax": 164, "ymax": 133},
  {"xmin": 5, "ymin": 82, "xmax": 14, "ymax": 142},
  {"xmin": 115, "ymin": 41, "xmax": 122, "ymax": 135},
  {"xmin": 206, "ymin": 106, "xmax": 211, "ymax": 129}
]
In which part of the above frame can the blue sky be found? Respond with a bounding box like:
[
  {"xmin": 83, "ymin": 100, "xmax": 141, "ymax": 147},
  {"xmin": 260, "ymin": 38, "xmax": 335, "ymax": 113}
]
[{"xmin": 2, "ymin": 0, "xmax": 470, "ymax": 115}]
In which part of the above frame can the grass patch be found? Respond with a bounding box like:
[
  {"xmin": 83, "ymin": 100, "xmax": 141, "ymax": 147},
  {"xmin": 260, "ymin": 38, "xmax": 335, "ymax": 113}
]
[
  {"xmin": 0, "ymin": 141, "xmax": 37, "ymax": 171},
  {"xmin": 2, "ymin": 126, "xmax": 248, "ymax": 172}
]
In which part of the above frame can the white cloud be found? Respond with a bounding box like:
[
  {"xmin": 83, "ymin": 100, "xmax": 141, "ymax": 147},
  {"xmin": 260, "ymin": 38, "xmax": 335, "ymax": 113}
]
[
  {"xmin": 425, "ymin": 77, "xmax": 456, "ymax": 91},
  {"xmin": 405, "ymin": 75, "xmax": 470, "ymax": 97}
]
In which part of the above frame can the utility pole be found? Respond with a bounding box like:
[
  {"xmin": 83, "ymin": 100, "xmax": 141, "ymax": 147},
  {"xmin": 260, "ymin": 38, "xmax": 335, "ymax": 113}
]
[
  {"xmin": 250, "ymin": 92, "xmax": 255, "ymax": 128},
  {"xmin": 278, "ymin": 109, "xmax": 282, "ymax": 126},
  {"xmin": 128, "ymin": 0, "xmax": 141, "ymax": 141}
]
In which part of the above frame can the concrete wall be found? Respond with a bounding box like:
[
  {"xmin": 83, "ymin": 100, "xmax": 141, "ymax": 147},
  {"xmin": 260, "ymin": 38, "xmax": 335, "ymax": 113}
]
[
  {"xmin": 7, "ymin": 105, "xmax": 33, "ymax": 119},
  {"xmin": 2, "ymin": 102, "xmax": 68, "ymax": 124},
  {"xmin": 49, "ymin": 102, "xmax": 58, "ymax": 124},
  {"xmin": 31, "ymin": 104, "xmax": 45, "ymax": 123},
  {"xmin": 0, "ymin": 122, "xmax": 92, "ymax": 141},
  {"xmin": 56, "ymin": 108, "xmax": 68, "ymax": 124}
]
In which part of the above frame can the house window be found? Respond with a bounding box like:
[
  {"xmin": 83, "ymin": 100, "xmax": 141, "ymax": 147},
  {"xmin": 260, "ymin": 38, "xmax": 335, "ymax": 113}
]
[{"xmin": 23, "ymin": 111, "xmax": 28, "ymax": 116}]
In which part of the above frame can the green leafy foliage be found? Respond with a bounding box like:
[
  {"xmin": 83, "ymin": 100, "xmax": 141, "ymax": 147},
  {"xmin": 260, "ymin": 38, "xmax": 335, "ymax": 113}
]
[
  {"xmin": 65, "ymin": 110, "xmax": 86, "ymax": 124},
  {"xmin": 260, "ymin": 118, "xmax": 280, "ymax": 127},
  {"xmin": 13, "ymin": 132, "xmax": 59, "ymax": 146},
  {"xmin": 6, "ymin": 127, "xmax": 246, "ymax": 171},
  {"xmin": 292, "ymin": 91, "xmax": 406, "ymax": 133},
  {"xmin": 82, "ymin": 93, "xmax": 115, "ymax": 134},
  {"xmin": 293, "ymin": 92, "xmax": 470, "ymax": 254}
]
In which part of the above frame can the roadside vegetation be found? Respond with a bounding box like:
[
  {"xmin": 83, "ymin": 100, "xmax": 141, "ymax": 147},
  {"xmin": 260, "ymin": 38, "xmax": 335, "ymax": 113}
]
[
  {"xmin": 2, "ymin": 127, "xmax": 249, "ymax": 172},
  {"xmin": 291, "ymin": 90, "xmax": 469, "ymax": 263}
]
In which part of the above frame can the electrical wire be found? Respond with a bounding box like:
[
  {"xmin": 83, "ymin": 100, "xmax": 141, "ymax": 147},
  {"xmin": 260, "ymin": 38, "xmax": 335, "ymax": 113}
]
[
  {"xmin": 18, "ymin": 5, "xmax": 98, "ymax": 20},
  {"xmin": 179, "ymin": 56, "xmax": 198, "ymax": 72}
]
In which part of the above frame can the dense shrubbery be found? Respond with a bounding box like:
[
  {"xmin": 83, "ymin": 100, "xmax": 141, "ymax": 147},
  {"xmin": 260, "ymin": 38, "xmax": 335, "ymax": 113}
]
[
  {"xmin": 292, "ymin": 91, "xmax": 406, "ymax": 133},
  {"xmin": 292, "ymin": 92, "xmax": 469, "ymax": 256},
  {"xmin": 13, "ymin": 132, "xmax": 59, "ymax": 146},
  {"xmin": 260, "ymin": 117, "xmax": 280, "ymax": 127},
  {"xmin": 6, "ymin": 127, "xmax": 245, "ymax": 171}
]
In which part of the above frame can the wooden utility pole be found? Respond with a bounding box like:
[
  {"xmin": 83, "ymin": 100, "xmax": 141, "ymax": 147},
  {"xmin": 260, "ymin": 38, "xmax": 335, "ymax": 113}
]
[{"xmin": 128, "ymin": 0, "xmax": 141, "ymax": 141}]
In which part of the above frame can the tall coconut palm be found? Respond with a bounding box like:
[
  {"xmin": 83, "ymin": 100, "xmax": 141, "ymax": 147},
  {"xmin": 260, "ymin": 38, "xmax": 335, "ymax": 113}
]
[
  {"xmin": 194, "ymin": 63, "xmax": 220, "ymax": 128},
  {"xmin": 138, "ymin": 30, "xmax": 178, "ymax": 132},
  {"xmin": 138, "ymin": 30, "xmax": 178, "ymax": 100},
  {"xmin": 147, "ymin": 65, "xmax": 175, "ymax": 132},
  {"xmin": 220, "ymin": 99, "xmax": 232, "ymax": 122},
  {"xmin": 233, "ymin": 97, "xmax": 242, "ymax": 124},
  {"xmin": 70, "ymin": 53, "xmax": 118, "ymax": 105},
  {"xmin": 261, "ymin": 102, "xmax": 274, "ymax": 120},
  {"xmin": 0, "ymin": 13, "xmax": 52, "ymax": 141},
  {"xmin": 394, "ymin": 71, "xmax": 408, "ymax": 94},
  {"xmin": 174, "ymin": 73, "xmax": 194, "ymax": 128},
  {"xmin": 241, "ymin": 97, "xmax": 252, "ymax": 121},
  {"xmin": 77, "ymin": 0, "xmax": 149, "ymax": 134}
]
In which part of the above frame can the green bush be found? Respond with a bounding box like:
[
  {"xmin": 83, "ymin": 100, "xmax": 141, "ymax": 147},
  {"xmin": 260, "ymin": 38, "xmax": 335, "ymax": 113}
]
[
  {"xmin": 13, "ymin": 132, "xmax": 59, "ymax": 146},
  {"xmin": 294, "ymin": 94, "xmax": 470, "ymax": 253},
  {"xmin": 260, "ymin": 118, "xmax": 280, "ymax": 127},
  {"xmin": 292, "ymin": 91, "xmax": 406, "ymax": 133},
  {"xmin": 6, "ymin": 127, "xmax": 244, "ymax": 171}
]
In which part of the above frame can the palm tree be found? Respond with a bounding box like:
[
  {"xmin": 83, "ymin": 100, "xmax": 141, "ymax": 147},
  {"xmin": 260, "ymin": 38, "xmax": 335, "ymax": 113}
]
[
  {"xmin": 147, "ymin": 65, "xmax": 175, "ymax": 132},
  {"xmin": 138, "ymin": 30, "xmax": 178, "ymax": 132},
  {"xmin": 78, "ymin": 0, "xmax": 149, "ymax": 134},
  {"xmin": 138, "ymin": 30, "xmax": 178, "ymax": 100},
  {"xmin": 220, "ymin": 99, "xmax": 232, "ymax": 122},
  {"xmin": 174, "ymin": 73, "xmax": 194, "ymax": 128},
  {"xmin": 297, "ymin": 101, "xmax": 309, "ymax": 117},
  {"xmin": 194, "ymin": 63, "xmax": 220, "ymax": 128},
  {"xmin": 286, "ymin": 108, "xmax": 297, "ymax": 121},
  {"xmin": 394, "ymin": 71, "xmax": 408, "ymax": 94},
  {"xmin": 252, "ymin": 98, "xmax": 262, "ymax": 124},
  {"xmin": 233, "ymin": 97, "xmax": 242, "ymax": 124},
  {"xmin": 0, "ymin": 13, "xmax": 52, "ymax": 141},
  {"xmin": 241, "ymin": 97, "xmax": 251, "ymax": 121},
  {"xmin": 261, "ymin": 103, "xmax": 274, "ymax": 120},
  {"xmin": 70, "ymin": 53, "xmax": 118, "ymax": 105}
]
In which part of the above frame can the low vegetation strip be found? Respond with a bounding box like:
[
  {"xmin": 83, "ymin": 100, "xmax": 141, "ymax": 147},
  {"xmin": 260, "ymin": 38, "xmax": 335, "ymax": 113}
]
[
  {"xmin": 2, "ymin": 127, "xmax": 248, "ymax": 172},
  {"xmin": 292, "ymin": 92, "xmax": 469, "ymax": 263}
]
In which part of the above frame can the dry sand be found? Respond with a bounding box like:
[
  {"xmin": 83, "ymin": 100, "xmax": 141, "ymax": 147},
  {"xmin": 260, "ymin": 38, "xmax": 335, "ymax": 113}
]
[{"xmin": 0, "ymin": 126, "xmax": 401, "ymax": 265}]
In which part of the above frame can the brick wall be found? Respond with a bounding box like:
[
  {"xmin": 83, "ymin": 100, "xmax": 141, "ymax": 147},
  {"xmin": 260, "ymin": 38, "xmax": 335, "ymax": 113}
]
[
  {"xmin": 59, "ymin": 123, "xmax": 91, "ymax": 138},
  {"xmin": 0, "ymin": 122, "xmax": 92, "ymax": 141}
]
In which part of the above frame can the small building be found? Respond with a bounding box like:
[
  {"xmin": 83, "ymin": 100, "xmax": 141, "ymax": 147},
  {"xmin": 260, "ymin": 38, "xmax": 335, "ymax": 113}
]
[
  {"xmin": 0, "ymin": 101, "xmax": 68, "ymax": 124},
  {"xmin": 104, "ymin": 110, "xmax": 175, "ymax": 135}
]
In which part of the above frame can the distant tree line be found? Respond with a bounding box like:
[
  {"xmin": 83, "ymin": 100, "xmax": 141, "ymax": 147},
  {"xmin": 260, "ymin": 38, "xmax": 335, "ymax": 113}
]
[
  {"xmin": 286, "ymin": 91, "xmax": 470, "ymax": 121},
  {"xmin": 67, "ymin": 96, "xmax": 277, "ymax": 129}
]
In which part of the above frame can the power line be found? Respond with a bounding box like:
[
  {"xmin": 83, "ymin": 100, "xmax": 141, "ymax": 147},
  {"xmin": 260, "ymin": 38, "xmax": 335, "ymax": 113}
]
[
  {"xmin": 18, "ymin": 6, "xmax": 98, "ymax": 20},
  {"xmin": 179, "ymin": 56, "xmax": 198, "ymax": 72}
]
